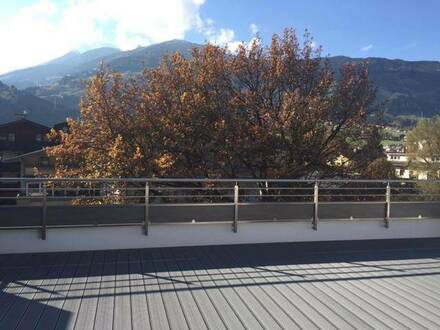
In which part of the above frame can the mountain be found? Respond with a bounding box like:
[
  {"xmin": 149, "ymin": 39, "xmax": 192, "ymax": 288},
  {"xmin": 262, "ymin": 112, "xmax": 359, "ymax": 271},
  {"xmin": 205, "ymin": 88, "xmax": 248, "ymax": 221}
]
[
  {"xmin": 4, "ymin": 40, "xmax": 199, "ymax": 113},
  {"xmin": 329, "ymin": 56, "xmax": 440, "ymax": 117},
  {"xmin": 102, "ymin": 39, "xmax": 197, "ymax": 73},
  {"xmin": 0, "ymin": 81, "xmax": 75, "ymax": 125},
  {"xmin": 0, "ymin": 47, "xmax": 121, "ymax": 89},
  {"xmin": 0, "ymin": 40, "xmax": 197, "ymax": 89},
  {"xmin": 1, "ymin": 39, "xmax": 439, "ymax": 125}
]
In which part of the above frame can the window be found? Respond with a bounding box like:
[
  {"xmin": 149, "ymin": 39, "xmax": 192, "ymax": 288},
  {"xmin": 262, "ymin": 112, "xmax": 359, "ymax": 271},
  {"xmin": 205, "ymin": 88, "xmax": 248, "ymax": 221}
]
[
  {"xmin": 0, "ymin": 135, "xmax": 6, "ymax": 141},
  {"xmin": 39, "ymin": 157, "xmax": 49, "ymax": 166},
  {"xmin": 35, "ymin": 134, "xmax": 42, "ymax": 142},
  {"xmin": 8, "ymin": 133, "xmax": 15, "ymax": 142}
]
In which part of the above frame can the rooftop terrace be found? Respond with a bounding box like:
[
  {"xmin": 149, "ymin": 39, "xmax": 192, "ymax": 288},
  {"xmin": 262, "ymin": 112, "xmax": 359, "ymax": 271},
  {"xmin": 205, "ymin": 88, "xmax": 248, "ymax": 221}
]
[
  {"xmin": 1, "ymin": 178, "xmax": 440, "ymax": 253},
  {"xmin": 1, "ymin": 178, "xmax": 440, "ymax": 328},
  {"xmin": 1, "ymin": 241, "xmax": 440, "ymax": 329}
]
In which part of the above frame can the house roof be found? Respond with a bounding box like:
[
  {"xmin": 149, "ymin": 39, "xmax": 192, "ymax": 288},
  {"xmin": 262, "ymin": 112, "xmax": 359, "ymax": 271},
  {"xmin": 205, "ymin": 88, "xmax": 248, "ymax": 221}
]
[
  {"xmin": 0, "ymin": 118, "xmax": 50, "ymax": 131},
  {"xmin": 1, "ymin": 148, "xmax": 46, "ymax": 163}
]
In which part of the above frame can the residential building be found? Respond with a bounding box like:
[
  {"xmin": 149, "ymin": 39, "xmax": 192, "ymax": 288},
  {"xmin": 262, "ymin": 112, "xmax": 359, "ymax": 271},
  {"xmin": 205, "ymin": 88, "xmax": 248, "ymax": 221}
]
[
  {"xmin": 385, "ymin": 151, "xmax": 423, "ymax": 179},
  {"xmin": 0, "ymin": 118, "xmax": 51, "ymax": 162}
]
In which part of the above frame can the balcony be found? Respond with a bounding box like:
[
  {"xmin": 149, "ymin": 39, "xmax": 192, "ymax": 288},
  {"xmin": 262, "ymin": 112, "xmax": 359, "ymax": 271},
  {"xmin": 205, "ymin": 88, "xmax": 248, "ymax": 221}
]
[
  {"xmin": 0, "ymin": 178, "xmax": 439, "ymax": 253},
  {"xmin": 1, "ymin": 178, "xmax": 440, "ymax": 328}
]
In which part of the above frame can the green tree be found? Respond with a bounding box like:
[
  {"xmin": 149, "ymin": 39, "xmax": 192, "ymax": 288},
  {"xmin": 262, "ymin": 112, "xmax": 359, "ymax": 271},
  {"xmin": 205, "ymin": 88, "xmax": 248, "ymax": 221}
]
[
  {"xmin": 406, "ymin": 117, "xmax": 440, "ymax": 179},
  {"xmin": 362, "ymin": 158, "xmax": 396, "ymax": 179}
]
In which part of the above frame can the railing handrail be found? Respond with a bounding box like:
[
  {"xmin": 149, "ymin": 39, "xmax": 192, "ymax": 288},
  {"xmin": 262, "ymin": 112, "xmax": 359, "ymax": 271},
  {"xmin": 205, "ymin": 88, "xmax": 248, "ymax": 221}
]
[
  {"xmin": 1, "ymin": 176, "xmax": 439, "ymax": 241},
  {"xmin": 0, "ymin": 177, "xmax": 439, "ymax": 183}
]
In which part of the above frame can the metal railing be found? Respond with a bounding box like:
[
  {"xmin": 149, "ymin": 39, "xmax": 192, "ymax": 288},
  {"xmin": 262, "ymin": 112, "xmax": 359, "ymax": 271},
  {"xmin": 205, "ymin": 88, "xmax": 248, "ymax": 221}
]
[{"xmin": 1, "ymin": 178, "xmax": 439, "ymax": 240}]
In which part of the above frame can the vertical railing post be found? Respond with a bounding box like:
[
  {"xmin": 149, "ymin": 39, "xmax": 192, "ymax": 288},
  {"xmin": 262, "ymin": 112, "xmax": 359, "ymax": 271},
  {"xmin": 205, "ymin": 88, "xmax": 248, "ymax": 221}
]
[
  {"xmin": 144, "ymin": 182, "xmax": 149, "ymax": 235},
  {"xmin": 41, "ymin": 182, "xmax": 47, "ymax": 240},
  {"xmin": 313, "ymin": 182, "xmax": 319, "ymax": 230},
  {"xmin": 385, "ymin": 182, "xmax": 391, "ymax": 228},
  {"xmin": 233, "ymin": 183, "xmax": 239, "ymax": 233}
]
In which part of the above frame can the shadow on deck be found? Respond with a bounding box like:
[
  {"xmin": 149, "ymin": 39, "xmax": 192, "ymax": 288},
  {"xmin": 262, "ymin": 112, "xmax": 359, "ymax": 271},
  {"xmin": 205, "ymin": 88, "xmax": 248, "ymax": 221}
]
[{"xmin": 1, "ymin": 239, "xmax": 440, "ymax": 329}]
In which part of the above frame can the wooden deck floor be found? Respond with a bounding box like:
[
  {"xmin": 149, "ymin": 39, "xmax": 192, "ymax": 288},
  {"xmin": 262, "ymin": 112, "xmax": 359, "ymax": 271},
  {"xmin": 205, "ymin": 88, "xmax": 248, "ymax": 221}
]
[{"xmin": 1, "ymin": 243, "xmax": 440, "ymax": 329}]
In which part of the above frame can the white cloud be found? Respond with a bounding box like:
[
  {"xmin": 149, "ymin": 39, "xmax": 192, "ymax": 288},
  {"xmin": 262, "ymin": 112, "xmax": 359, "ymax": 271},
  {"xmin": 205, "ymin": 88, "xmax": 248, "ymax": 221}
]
[
  {"xmin": 0, "ymin": 0, "xmax": 262, "ymax": 74},
  {"xmin": 201, "ymin": 22, "xmax": 261, "ymax": 53},
  {"xmin": 249, "ymin": 23, "xmax": 258, "ymax": 35},
  {"xmin": 360, "ymin": 44, "xmax": 373, "ymax": 52},
  {"xmin": 0, "ymin": 0, "xmax": 206, "ymax": 74},
  {"xmin": 207, "ymin": 28, "xmax": 240, "ymax": 51}
]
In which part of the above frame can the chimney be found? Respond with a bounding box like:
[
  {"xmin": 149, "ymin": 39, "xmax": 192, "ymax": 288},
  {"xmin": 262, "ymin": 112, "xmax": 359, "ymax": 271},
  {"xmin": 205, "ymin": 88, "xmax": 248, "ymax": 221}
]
[{"xmin": 15, "ymin": 110, "xmax": 28, "ymax": 120}]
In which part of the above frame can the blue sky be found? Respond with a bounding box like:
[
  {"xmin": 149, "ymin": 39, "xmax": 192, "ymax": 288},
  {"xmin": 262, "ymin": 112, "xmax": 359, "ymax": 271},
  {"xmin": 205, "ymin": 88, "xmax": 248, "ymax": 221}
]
[
  {"xmin": 193, "ymin": 0, "xmax": 440, "ymax": 60},
  {"xmin": 0, "ymin": 0, "xmax": 439, "ymax": 74}
]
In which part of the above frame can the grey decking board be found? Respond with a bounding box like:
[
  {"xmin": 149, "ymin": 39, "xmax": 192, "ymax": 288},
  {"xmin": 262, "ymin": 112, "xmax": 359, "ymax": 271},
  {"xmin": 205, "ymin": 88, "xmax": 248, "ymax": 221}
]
[
  {"xmin": 150, "ymin": 249, "xmax": 189, "ymax": 330},
  {"xmin": 282, "ymin": 261, "xmax": 411, "ymax": 329},
  {"xmin": 381, "ymin": 258, "xmax": 440, "ymax": 291},
  {"xmin": 199, "ymin": 247, "xmax": 265, "ymax": 330},
  {"xmin": 0, "ymin": 268, "xmax": 32, "ymax": 320},
  {"xmin": 0, "ymin": 253, "xmax": 42, "ymax": 320},
  {"xmin": 159, "ymin": 248, "xmax": 208, "ymax": 330},
  {"xmin": 194, "ymin": 250, "xmax": 250, "ymax": 330},
  {"xmin": 212, "ymin": 248, "xmax": 298, "ymax": 330},
  {"xmin": 55, "ymin": 251, "xmax": 94, "ymax": 330},
  {"xmin": 207, "ymin": 245, "xmax": 311, "ymax": 329},
  {"xmin": 74, "ymin": 251, "xmax": 105, "ymax": 330},
  {"xmin": 292, "ymin": 261, "xmax": 382, "ymax": 329},
  {"xmin": 283, "ymin": 260, "xmax": 376, "ymax": 329},
  {"xmin": 139, "ymin": 249, "xmax": 170, "ymax": 330},
  {"xmin": 23, "ymin": 254, "xmax": 72, "ymax": 329},
  {"xmin": 168, "ymin": 247, "xmax": 227, "ymax": 330},
  {"xmin": 157, "ymin": 248, "xmax": 199, "ymax": 330},
  {"xmin": 336, "ymin": 262, "xmax": 440, "ymax": 326},
  {"xmin": 347, "ymin": 261, "xmax": 440, "ymax": 318},
  {"xmin": 1, "ymin": 244, "xmax": 440, "ymax": 330},
  {"xmin": 329, "ymin": 261, "xmax": 440, "ymax": 329},
  {"xmin": 208, "ymin": 246, "xmax": 318, "ymax": 329},
  {"xmin": 294, "ymin": 262, "xmax": 394, "ymax": 329},
  {"xmin": 93, "ymin": 250, "xmax": 117, "ymax": 330},
  {"xmin": 0, "ymin": 265, "xmax": 48, "ymax": 328},
  {"xmin": 2, "ymin": 253, "xmax": 65, "ymax": 330},
  {"xmin": 318, "ymin": 262, "xmax": 426, "ymax": 329},
  {"xmin": 113, "ymin": 250, "xmax": 133, "ymax": 330},
  {"xmin": 184, "ymin": 246, "xmax": 247, "ymax": 330},
  {"xmin": 223, "ymin": 245, "xmax": 340, "ymax": 329},
  {"xmin": 236, "ymin": 246, "xmax": 352, "ymax": 329},
  {"xmin": 227, "ymin": 246, "xmax": 347, "ymax": 329},
  {"xmin": 364, "ymin": 259, "xmax": 440, "ymax": 304},
  {"xmin": 35, "ymin": 256, "xmax": 79, "ymax": 330},
  {"xmin": 214, "ymin": 246, "xmax": 295, "ymax": 329},
  {"xmin": 187, "ymin": 248, "xmax": 245, "ymax": 330},
  {"xmin": 307, "ymin": 262, "xmax": 412, "ymax": 329},
  {"xmin": 128, "ymin": 249, "xmax": 151, "ymax": 330}
]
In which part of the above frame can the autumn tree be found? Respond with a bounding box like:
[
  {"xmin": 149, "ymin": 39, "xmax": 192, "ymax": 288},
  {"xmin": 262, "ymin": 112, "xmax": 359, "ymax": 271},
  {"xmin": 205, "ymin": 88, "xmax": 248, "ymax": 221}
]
[
  {"xmin": 48, "ymin": 70, "xmax": 165, "ymax": 178},
  {"xmin": 406, "ymin": 117, "xmax": 440, "ymax": 179},
  {"xmin": 48, "ymin": 28, "xmax": 380, "ymax": 179}
]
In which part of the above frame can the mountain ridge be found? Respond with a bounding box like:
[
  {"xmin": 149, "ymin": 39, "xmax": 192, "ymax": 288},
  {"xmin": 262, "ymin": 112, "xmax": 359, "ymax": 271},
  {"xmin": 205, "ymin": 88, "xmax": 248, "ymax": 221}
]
[
  {"xmin": 0, "ymin": 81, "xmax": 75, "ymax": 125},
  {"xmin": 1, "ymin": 39, "xmax": 439, "ymax": 125}
]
